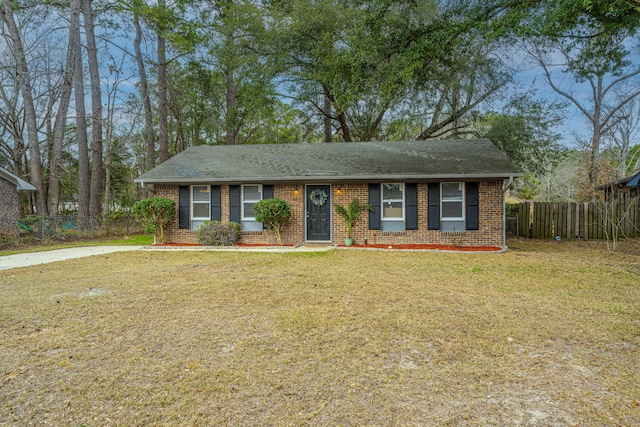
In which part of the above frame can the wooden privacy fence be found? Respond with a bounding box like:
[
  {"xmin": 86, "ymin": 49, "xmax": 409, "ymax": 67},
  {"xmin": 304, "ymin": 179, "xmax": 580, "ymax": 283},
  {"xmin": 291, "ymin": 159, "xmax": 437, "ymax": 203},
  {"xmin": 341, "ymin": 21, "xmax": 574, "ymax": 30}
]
[{"xmin": 507, "ymin": 199, "xmax": 640, "ymax": 240}]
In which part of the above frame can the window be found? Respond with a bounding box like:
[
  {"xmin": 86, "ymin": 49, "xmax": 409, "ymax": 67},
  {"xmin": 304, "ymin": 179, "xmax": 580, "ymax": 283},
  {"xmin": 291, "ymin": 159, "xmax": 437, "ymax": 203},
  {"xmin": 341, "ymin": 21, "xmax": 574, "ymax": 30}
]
[
  {"xmin": 441, "ymin": 182, "xmax": 464, "ymax": 232},
  {"xmin": 191, "ymin": 185, "xmax": 210, "ymax": 230},
  {"xmin": 242, "ymin": 184, "xmax": 262, "ymax": 231},
  {"xmin": 381, "ymin": 183, "xmax": 404, "ymax": 231}
]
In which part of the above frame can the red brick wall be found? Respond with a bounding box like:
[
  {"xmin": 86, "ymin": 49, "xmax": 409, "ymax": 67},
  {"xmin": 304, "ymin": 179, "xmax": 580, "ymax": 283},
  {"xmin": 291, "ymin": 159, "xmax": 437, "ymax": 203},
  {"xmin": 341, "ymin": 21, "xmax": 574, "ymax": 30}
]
[{"xmin": 157, "ymin": 181, "xmax": 505, "ymax": 247}]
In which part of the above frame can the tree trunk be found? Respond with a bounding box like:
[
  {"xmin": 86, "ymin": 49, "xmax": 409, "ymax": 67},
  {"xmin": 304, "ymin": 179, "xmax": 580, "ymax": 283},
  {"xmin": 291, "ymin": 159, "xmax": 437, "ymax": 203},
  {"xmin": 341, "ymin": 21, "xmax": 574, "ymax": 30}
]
[
  {"xmin": 83, "ymin": 0, "xmax": 104, "ymax": 217},
  {"xmin": 1, "ymin": 0, "xmax": 46, "ymax": 216},
  {"xmin": 225, "ymin": 67, "xmax": 237, "ymax": 145},
  {"xmin": 157, "ymin": 0, "xmax": 169, "ymax": 162},
  {"xmin": 74, "ymin": 10, "xmax": 90, "ymax": 220},
  {"xmin": 133, "ymin": 7, "xmax": 156, "ymax": 173},
  {"xmin": 323, "ymin": 91, "xmax": 332, "ymax": 142},
  {"xmin": 47, "ymin": 0, "xmax": 80, "ymax": 216}
]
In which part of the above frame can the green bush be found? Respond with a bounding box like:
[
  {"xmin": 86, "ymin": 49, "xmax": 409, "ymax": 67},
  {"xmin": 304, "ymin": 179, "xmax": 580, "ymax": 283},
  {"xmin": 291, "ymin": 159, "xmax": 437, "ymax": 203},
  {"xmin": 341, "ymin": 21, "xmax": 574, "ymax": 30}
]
[
  {"xmin": 132, "ymin": 197, "xmax": 176, "ymax": 242},
  {"xmin": 197, "ymin": 221, "xmax": 241, "ymax": 246},
  {"xmin": 254, "ymin": 197, "xmax": 291, "ymax": 244}
]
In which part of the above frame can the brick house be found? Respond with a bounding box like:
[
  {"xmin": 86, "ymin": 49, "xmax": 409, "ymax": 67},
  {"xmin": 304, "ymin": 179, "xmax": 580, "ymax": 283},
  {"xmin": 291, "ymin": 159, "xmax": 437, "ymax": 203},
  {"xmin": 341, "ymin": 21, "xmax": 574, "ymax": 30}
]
[
  {"xmin": 0, "ymin": 166, "xmax": 36, "ymax": 235},
  {"xmin": 135, "ymin": 139, "xmax": 521, "ymax": 248}
]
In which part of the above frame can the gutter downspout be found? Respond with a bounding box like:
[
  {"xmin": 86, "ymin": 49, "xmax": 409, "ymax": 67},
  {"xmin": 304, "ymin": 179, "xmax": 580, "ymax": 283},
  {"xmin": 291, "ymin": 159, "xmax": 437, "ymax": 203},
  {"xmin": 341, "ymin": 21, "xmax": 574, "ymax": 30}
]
[
  {"xmin": 141, "ymin": 182, "xmax": 156, "ymax": 196},
  {"xmin": 502, "ymin": 176, "xmax": 514, "ymax": 249}
]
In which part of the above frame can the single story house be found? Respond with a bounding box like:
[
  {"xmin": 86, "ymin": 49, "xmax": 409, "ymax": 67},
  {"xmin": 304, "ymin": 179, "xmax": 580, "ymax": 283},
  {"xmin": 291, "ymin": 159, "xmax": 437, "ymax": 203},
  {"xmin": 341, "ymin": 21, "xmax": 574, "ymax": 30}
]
[
  {"xmin": 0, "ymin": 166, "xmax": 36, "ymax": 235},
  {"xmin": 135, "ymin": 139, "xmax": 521, "ymax": 248}
]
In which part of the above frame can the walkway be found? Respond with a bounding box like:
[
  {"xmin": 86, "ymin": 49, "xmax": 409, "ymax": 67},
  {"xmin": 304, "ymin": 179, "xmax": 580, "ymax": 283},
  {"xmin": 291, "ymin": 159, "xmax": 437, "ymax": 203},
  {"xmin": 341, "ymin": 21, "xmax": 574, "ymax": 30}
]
[{"xmin": 0, "ymin": 246, "xmax": 144, "ymax": 271}]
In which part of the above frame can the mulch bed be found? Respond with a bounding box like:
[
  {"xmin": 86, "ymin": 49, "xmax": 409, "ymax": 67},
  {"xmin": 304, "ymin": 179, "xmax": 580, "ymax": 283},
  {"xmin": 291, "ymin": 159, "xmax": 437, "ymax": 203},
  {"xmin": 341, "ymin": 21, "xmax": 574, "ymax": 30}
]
[
  {"xmin": 340, "ymin": 243, "xmax": 502, "ymax": 251},
  {"xmin": 151, "ymin": 242, "xmax": 502, "ymax": 251}
]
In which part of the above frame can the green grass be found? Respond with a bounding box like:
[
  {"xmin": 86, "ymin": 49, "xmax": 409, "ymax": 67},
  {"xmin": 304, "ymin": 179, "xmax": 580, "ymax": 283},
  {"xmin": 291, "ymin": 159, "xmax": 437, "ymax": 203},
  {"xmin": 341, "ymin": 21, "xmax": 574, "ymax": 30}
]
[
  {"xmin": 0, "ymin": 234, "xmax": 153, "ymax": 256},
  {"xmin": 1, "ymin": 238, "xmax": 639, "ymax": 426}
]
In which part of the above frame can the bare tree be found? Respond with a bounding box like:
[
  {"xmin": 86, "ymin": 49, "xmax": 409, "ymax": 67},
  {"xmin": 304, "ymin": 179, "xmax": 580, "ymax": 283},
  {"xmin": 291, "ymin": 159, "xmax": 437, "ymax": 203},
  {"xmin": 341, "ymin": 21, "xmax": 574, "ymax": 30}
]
[
  {"xmin": 1, "ymin": 0, "xmax": 46, "ymax": 215},
  {"xmin": 73, "ymin": 4, "xmax": 90, "ymax": 220},
  {"xmin": 47, "ymin": 0, "xmax": 80, "ymax": 216},
  {"xmin": 525, "ymin": 36, "xmax": 640, "ymax": 194},
  {"xmin": 156, "ymin": 0, "xmax": 169, "ymax": 161},
  {"xmin": 607, "ymin": 99, "xmax": 640, "ymax": 176},
  {"xmin": 131, "ymin": 0, "xmax": 156, "ymax": 173},
  {"xmin": 83, "ymin": 0, "xmax": 104, "ymax": 217}
]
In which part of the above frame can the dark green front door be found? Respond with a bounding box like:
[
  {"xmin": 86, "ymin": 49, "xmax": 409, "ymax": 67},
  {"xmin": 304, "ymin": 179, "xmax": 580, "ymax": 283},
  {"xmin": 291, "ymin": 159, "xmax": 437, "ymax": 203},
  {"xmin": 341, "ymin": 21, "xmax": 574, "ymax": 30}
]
[{"xmin": 306, "ymin": 185, "xmax": 331, "ymax": 241}]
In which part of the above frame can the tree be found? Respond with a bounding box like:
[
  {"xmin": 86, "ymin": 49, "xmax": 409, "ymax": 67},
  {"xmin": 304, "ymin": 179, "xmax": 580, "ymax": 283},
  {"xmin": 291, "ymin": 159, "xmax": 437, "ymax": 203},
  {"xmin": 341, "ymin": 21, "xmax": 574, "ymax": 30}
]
[
  {"xmin": 47, "ymin": 0, "xmax": 81, "ymax": 216},
  {"xmin": 132, "ymin": 197, "xmax": 176, "ymax": 242},
  {"xmin": 524, "ymin": 33, "xmax": 640, "ymax": 195},
  {"xmin": 73, "ymin": 4, "xmax": 90, "ymax": 219},
  {"xmin": 254, "ymin": 197, "xmax": 290, "ymax": 244},
  {"xmin": 83, "ymin": 0, "xmax": 104, "ymax": 217},
  {"xmin": 606, "ymin": 99, "xmax": 640, "ymax": 176},
  {"xmin": 480, "ymin": 95, "xmax": 566, "ymax": 176},
  {"xmin": 1, "ymin": 0, "xmax": 46, "ymax": 215}
]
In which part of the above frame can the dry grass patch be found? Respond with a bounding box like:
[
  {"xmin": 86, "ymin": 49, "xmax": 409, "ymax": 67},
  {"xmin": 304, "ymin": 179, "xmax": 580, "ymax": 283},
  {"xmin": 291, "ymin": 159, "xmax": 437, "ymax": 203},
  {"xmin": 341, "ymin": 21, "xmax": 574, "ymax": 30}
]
[{"xmin": 1, "ymin": 238, "xmax": 639, "ymax": 426}]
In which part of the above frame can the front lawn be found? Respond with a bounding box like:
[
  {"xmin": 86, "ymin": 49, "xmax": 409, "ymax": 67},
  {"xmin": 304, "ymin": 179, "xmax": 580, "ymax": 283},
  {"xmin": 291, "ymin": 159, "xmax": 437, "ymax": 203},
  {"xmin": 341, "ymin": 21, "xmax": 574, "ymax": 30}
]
[{"xmin": 1, "ymin": 239, "xmax": 638, "ymax": 426}]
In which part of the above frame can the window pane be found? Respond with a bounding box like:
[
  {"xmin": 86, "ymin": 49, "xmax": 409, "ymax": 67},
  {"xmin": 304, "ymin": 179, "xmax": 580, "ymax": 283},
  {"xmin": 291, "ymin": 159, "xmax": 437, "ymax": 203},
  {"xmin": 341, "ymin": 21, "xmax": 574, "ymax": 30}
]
[
  {"xmin": 383, "ymin": 201, "xmax": 403, "ymax": 218},
  {"xmin": 442, "ymin": 182, "xmax": 462, "ymax": 199},
  {"xmin": 442, "ymin": 201, "xmax": 463, "ymax": 218},
  {"xmin": 383, "ymin": 183, "xmax": 402, "ymax": 200},
  {"xmin": 244, "ymin": 202, "xmax": 256, "ymax": 218},
  {"xmin": 192, "ymin": 186, "xmax": 210, "ymax": 202},
  {"xmin": 441, "ymin": 220, "xmax": 464, "ymax": 233},
  {"xmin": 191, "ymin": 220, "xmax": 205, "ymax": 230},
  {"xmin": 243, "ymin": 185, "xmax": 261, "ymax": 200},
  {"xmin": 242, "ymin": 220, "xmax": 262, "ymax": 231},
  {"xmin": 192, "ymin": 203, "xmax": 209, "ymax": 218}
]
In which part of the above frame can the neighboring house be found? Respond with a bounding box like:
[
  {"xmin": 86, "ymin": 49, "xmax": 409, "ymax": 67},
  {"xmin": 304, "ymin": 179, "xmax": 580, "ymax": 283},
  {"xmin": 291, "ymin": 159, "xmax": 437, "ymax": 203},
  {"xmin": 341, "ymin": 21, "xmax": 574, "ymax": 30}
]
[
  {"xmin": 595, "ymin": 172, "xmax": 640, "ymax": 200},
  {"xmin": 135, "ymin": 139, "xmax": 521, "ymax": 248},
  {"xmin": 0, "ymin": 166, "xmax": 36, "ymax": 235}
]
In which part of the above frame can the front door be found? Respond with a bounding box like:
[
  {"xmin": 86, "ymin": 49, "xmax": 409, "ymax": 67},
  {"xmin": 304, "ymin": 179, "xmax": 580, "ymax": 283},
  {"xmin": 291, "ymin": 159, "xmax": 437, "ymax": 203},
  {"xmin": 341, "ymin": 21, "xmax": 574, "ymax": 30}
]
[{"xmin": 306, "ymin": 184, "xmax": 331, "ymax": 241}]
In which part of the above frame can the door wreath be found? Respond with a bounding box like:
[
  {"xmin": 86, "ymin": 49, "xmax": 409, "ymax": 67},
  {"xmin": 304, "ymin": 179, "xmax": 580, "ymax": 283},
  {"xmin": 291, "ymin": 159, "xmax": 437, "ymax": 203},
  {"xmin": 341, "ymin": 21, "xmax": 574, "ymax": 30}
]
[{"xmin": 310, "ymin": 189, "xmax": 328, "ymax": 206}]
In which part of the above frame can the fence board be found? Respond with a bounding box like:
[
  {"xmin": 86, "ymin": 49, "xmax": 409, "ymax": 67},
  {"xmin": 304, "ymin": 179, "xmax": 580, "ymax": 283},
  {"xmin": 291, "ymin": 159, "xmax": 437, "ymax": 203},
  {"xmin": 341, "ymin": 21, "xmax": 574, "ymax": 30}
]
[{"xmin": 508, "ymin": 200, "xmax": 640, "ymax": 240}]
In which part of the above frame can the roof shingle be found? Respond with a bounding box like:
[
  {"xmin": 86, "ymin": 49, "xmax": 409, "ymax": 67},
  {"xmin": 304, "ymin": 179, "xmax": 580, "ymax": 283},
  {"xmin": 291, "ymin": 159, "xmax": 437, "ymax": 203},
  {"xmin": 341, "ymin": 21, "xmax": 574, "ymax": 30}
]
[{"xmin": 135, "ymin": 139, "xmax": 521, "ymax": 184}]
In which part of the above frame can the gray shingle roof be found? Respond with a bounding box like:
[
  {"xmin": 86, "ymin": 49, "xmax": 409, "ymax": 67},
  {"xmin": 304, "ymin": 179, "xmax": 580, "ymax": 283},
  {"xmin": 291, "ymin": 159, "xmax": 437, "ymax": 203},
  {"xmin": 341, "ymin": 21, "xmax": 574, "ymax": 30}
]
[
  {"xmin": 135, "ymin": 139, "xmax": 521, "ymax": 185},
  {"xmin": 0, "ymin": 166, "xmax": 37, "ymax": 191}
]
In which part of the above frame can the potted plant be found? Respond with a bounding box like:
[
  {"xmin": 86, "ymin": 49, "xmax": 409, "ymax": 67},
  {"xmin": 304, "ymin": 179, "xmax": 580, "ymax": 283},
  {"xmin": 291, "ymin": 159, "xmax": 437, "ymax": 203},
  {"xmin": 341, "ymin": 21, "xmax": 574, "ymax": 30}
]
[{"xmin": 335, "ymin": 198, "xmax": 373, "ymax": 246}]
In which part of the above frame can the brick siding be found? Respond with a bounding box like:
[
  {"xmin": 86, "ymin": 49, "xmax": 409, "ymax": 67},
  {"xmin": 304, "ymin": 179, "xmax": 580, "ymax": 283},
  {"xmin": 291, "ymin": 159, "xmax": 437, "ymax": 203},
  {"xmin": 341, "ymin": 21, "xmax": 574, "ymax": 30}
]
[
  {"xmin": 158, "ymin": 181, "xmax": 506, "ymax": 247},
  {"xmin": 0, "ymin": 177, "xmax": 20, "ymax": 235}
]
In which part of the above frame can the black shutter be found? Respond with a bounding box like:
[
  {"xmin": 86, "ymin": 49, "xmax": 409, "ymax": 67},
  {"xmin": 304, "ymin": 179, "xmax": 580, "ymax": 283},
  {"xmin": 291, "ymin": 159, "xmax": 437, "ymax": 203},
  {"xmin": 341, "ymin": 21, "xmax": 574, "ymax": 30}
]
[
  {"xmin": 368, "ymin": 183, "xmax": 381, "ymax": 230},
  {"xmin": 210, "ymin": 185, "xmax": 221, "ymax": 221},
  {"xmin": 229, "ymin": 185, "xmax": 241, "ymax": 223},
  {"xmin": 405, "ymin": 183, "xmax": 418, "ymax": 230},
  {"xmin": 178, "ymin": 186, "xmax": 189, "ymax": 229},
  {"xmin": 428, "ymin": 183, "xmax": 440, "ymax": 230},
  {"xmin": 466, "ymin": 182, "xmax": 479, "ymax": 231},
  {"xmin": 263, "ymin": 184, "xmax": 274, "ymax": 199}
]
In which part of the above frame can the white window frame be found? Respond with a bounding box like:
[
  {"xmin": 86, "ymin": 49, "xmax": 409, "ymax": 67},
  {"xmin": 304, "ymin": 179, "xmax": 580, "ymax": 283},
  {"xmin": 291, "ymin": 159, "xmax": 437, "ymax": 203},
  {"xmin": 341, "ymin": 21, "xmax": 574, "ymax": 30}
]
[
  {"xmin": 190, "ymin": 185, "xmax": 211, "ymax": 230},
  {"xmin": 381, "ymin": 183, "xmax": 405, "ymax": 221},
  {"xmin": 241, "ymin": 184, "xmax": 263, "ymax": 230},
  {"xmin": 440, "ymin": 182, "xmax": 465, "ymax": 232}
]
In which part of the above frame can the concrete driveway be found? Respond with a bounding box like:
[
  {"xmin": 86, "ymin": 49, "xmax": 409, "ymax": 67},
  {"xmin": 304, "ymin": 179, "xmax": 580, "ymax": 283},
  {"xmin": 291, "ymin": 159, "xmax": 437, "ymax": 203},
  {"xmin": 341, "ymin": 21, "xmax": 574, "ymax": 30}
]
[{"xmin": 0, "ymin": 246, "xmax": 144, "ymax": 271}]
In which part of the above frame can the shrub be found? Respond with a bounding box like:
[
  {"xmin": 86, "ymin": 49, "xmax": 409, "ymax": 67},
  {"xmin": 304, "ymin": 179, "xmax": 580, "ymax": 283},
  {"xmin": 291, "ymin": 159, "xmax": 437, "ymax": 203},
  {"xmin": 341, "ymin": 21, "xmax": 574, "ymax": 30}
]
[
  {"xmin": 197, "ymin": 221, "xmax": 241, "ymax": 246},
  {"xmin": 335, "ymin": 199, "xmax": 373, "ymax": 239},
  {"xmin": 132, "ymin": 197, "xmax": 176, "ymax": 242},
  {"xmin": 254, "ymin": 197, "xmax": 291, "ymax": 244}
]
